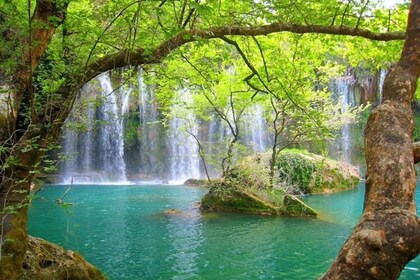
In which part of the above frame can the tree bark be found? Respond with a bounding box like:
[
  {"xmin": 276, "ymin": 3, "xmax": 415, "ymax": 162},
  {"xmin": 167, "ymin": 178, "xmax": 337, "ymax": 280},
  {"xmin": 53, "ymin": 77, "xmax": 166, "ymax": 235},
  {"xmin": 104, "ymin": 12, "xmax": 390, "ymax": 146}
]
[
  {"xmin": 0, "ymin": 126, "xmax": 44, "ymax": 280},
  {"xmin": 0, "ymin": 0, "xmax": 66, "ymax": 143},
  {"xmin": 321, "ymin": 1, "xmax": 420, "ymax": 279},
  {"xmin": 82, "ymin": 22, "xmax": 405, "ymax": 87},
  {"xmin": 0, "ymin": 1, "xmax": 66, "ymax": 279},
  {"xmin": 413, "ymin": 141, "xmax": 420, "ymax": 163},
  {"xmin": 11, "ymin": 0, "xmax": 67, "ymax": 123}
]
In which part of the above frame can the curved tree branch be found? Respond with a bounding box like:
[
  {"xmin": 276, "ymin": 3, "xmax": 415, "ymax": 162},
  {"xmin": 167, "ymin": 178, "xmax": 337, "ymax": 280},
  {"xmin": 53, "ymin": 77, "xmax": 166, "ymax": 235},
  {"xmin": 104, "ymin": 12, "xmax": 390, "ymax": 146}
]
[
  {"xmin": 84, "ymin": 1, "xmax": 139, "ymax": 67},
  {"xmin": 82, "ymin": 22, "xmax": 405, "ymax": 85},
  {"xmin": 220, "ymin": 36, "xmax": 272, "ymax": 94}
]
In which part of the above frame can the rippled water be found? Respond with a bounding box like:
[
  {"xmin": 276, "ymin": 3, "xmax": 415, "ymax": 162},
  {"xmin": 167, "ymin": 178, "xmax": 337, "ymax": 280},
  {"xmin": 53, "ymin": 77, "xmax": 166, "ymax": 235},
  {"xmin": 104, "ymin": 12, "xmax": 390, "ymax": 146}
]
[{"xmin": 28, "ymin": 183, "xmax": 419, "ymax": 279}]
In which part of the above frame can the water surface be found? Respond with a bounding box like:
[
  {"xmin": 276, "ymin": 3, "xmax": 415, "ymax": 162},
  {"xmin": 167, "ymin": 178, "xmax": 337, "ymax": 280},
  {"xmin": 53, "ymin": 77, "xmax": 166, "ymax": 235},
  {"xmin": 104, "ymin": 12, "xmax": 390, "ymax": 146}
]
[{"xmin": 28, "ymin": 183, "xmax": 419, "ymax": 279}]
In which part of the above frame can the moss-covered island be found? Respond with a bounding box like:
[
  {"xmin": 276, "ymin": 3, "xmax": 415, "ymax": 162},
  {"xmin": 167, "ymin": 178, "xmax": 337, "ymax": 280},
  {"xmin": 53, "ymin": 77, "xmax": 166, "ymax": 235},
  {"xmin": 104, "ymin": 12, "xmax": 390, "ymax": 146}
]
[{"xmin": 201, "ymin": 149, "xmax": 360, "ymax": 216}]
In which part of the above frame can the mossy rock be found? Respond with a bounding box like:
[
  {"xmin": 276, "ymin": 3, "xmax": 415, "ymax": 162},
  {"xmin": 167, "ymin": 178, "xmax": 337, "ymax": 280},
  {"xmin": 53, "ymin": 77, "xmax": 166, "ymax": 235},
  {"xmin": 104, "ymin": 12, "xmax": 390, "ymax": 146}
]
[
  {"xmin": 276, "ymin": 149, "xmax": 360, "ymax": 194},
  {"xmin": 21, "ymin": 236, "xmax": 107, "ymax": 280},
  {"xmin": 201, "ymin": 181, "xmax": 316, "ymax": 216},
  {"xmin": 223, "ymin": 149, "xmax": 360, "ymax": 194},
  {"xmin": 201, "ymin": 183, "xmax": 280, "ymax": 215},
  {"xmin": 283, "ymin": 194, "xmax": 317, "ymax": 216},
  {"xmin": 184, "ymin": 178, "xmax": 211, "ymax": 187},
  {"xmin": 200, "ymin": 149, "xmax": 360, "ymax": 216}
]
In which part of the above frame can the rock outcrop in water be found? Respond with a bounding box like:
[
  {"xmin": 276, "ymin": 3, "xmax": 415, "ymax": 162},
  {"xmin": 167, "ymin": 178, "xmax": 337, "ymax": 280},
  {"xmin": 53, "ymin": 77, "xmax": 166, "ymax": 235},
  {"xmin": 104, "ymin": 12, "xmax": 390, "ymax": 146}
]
[
  {"xmin": 201, "ymin": 149, "xmax": 360, "ymax": 216},
  {"xmin": 275, "ymin": 149, "xmax": 361, "ymax": 194},
  {"xmin": 21, "ymin": 236, "xmax": 106, "ymax": 280},
  {"xmin": 183, "ymin": 178, "xmax": 211, "ymax": 187},
  {"xmin": 201, "ymin": 182, "xmax": 317, "ymax": 216}
]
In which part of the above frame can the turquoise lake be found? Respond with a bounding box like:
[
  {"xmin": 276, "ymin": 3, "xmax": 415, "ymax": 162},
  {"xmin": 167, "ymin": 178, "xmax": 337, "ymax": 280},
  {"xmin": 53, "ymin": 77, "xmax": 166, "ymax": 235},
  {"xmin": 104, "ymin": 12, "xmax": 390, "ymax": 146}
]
[{"xmin": 28, "ymin": 183, "xmax": 419, "ymax": 279}]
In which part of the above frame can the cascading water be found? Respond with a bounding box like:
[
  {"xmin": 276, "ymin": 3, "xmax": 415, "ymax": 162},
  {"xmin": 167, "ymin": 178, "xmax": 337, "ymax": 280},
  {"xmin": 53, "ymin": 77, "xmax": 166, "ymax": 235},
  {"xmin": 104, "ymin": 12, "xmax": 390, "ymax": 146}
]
[
  {"xmin": 97, "ymin": 73, "xmax": 127, "ymax": 182},
  {"xmin": 121, "ymin": 79, "xmax": 133, "ymax": 116},
  {"xmin": 168, "ymin": 90, "xmax": 200, "ymax": 183},
  {"xmin": 61, "ymin": 81, "xmax": 100, "ymax": 182},
  {"xmin": 61, "ymin": 73, "xmax": 127, "ymax": 183},
  {"xmin": 61, "ymin": 121, "xmax": 78, "ymax": 181},
  {"xmin": 200, "ymin": 116, "xmax": 226, "ymax": 178},
  {"xmin": 60, "ymin": 68, "xmax": 387, "ymax": 183},
  {"xmin": 136, "ymin": 70, "xmax": 165, "ymax": 179},
  {"xmin": 168, "ymin": 116, "xmax": 200, "ymax": 182},
  {"xmin": 243, "ymin": 105, "xmax": 268, "ymax": 152},
  {"xmin": 332, "ymin": 75, "xmax": 355, "ymax": 163},
  {"xmin": 330, "ymin": 70, "xmax": 387, "ymax": 165},
  {"xmin": 61, "ymin": 69, "xmax": 203, "ymax": 183},
  {"xmin": 337, "ymin": 76, "xmax": 355, "ymax": 163},
  {"xmin": 206, "ymin": 118, "xmax": 217, "ymax": 157},
  {"xmin": 377, "ymin": 69, "xmax": 387, "ymax": 104},
  {"xmin": 79, "ymin": 101, "xmax": 94, "ymax": 173}
]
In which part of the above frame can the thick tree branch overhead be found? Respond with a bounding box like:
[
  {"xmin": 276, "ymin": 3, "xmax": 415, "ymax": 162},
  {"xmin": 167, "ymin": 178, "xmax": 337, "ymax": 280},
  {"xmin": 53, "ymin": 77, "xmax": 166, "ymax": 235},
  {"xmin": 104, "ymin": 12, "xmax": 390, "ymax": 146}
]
[{"xmin": 83, "ymin": 22, "xmax": 405, "ymax": 84}]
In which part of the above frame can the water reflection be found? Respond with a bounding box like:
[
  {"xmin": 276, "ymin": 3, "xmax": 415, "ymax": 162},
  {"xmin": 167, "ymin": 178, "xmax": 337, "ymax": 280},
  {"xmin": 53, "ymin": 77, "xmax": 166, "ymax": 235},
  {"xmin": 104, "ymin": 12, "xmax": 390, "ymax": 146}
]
[{"xmin": 164, "ymin": 187, "xmax": 204, "ymax": 278}]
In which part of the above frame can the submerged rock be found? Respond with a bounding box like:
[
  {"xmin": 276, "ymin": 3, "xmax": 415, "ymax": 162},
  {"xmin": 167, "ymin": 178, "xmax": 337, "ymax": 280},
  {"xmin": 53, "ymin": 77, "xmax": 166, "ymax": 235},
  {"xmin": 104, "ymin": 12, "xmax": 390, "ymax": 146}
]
[
  {"xmin": 201, "ymin": 149, "xmax": 360, "ymax": 216},
  {"xmin": 164, "ymin": 208, "xmax": 183, "ymax": 215},
  {"xmin": 22, "ymin": 236, "xmax": 106, "ymax": 280}
]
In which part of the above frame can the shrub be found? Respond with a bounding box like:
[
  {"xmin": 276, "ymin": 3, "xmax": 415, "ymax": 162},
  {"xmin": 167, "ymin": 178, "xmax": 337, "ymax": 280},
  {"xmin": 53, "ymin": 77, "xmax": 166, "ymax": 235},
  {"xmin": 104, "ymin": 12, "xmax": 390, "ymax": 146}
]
[{"xmin": 276, "ymin": 149, "xmax": 321, "ymax": 194}]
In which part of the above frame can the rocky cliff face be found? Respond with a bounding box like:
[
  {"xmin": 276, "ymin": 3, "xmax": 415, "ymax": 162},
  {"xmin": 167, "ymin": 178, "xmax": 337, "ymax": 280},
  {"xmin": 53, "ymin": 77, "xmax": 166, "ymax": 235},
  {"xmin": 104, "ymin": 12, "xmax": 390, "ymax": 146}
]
[{"xmin": 21, "ymin": 236, "xmax": 106, "ymax": 280}]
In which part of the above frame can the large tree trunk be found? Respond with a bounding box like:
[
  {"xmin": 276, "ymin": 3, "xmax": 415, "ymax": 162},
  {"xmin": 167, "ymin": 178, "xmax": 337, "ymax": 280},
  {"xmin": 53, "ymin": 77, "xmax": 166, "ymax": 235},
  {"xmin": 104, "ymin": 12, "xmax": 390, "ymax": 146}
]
[
  {"xmin": 0, "ymin": 144, "xmax": 40, "ymax": 279},
  {"xmin": 0, "ymin": 109, "xmax": 70, "ymax": 280},
  {"xmin": 11, "ymin": 0, "xmax": 67, "ymax": 121},
  {"xmin": 0, "ymin": 1, "xmax": 66, "ymax": 279},
  {"xmin": 321, "ymin": 1, "xmax": 420, "ymax": 279}
]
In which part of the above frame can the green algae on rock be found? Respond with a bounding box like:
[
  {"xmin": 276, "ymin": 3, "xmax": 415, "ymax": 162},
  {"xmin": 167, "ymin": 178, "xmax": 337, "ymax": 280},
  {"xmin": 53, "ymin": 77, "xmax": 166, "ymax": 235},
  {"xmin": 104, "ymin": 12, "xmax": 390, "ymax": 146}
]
[
  {"xmin": 22, "ymin": 236, "xmax": 107, "ymax": 280},
  {"xmin": 201, "ymin": 181, "xmax": 317, "ymax": 216},
  {"xmin": 201, "ymin": 149, "xmax": 360, "ymax": 216},
  {"xmin": 275, "ymin": 149, "xmax": 360, "ymax": 194},
  {"xmin": 184, "ymin": 178, "xmax": 211, "ymax": 187}
]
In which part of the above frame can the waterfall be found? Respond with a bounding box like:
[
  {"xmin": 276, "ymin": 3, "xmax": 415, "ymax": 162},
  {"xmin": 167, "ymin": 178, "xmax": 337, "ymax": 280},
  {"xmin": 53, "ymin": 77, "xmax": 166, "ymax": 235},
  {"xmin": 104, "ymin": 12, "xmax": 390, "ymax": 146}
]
[
  {"xmin": 333, "ymin": 76, "xmax": 355, "ymax": 163},
  {"xmin": 243, "ymin": 105, "xmax": 268, "ymax": 152},
  {"xmin": 207, "ymin": 118, "xmax": 216, "ymax": 157},
  {"xmin": 136, "ymin": 70, "xmax": 163, "ymax": 179},
  {"xmin": 60, "ymin": 69, "xmax": 270, "ymax": 183},
  {"xmin": 62, "ymin": 122, "xmax": 78, "ymax": 181},
  {"xmin": 60, "ymin": 68, "xmax": 389, "ymax": 183},
  {"xmin": 168, "ymin": 117, "xmax": 200, "ymax": 182},
  {"xmin": 121, "ymin": 80, "xmax": 132, "ymax": 116},
  {"xmin": 61, "ymin": 73, "xmax": 127, "ymax": 183},
  {"xmin": 61, "ymin": 83, "xmax": 96, "ymax": 183},
  {"xmin": 330, "ymin": 70, "xmax": 387, "ymax": 165},
  {"xmin": 97, "ymin": 73, "xmax": 127, "ymax": 182},
  {"xmin": 377, "ymin": 69, "xmax": 387, "ymax": 104},
  {"xmin": 79, "ymin": 101, "xmax": 94, "ymax": 173},
  {"xmin": 167, "ymin": 89, "xmax": 200, "ymax": 182}
]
